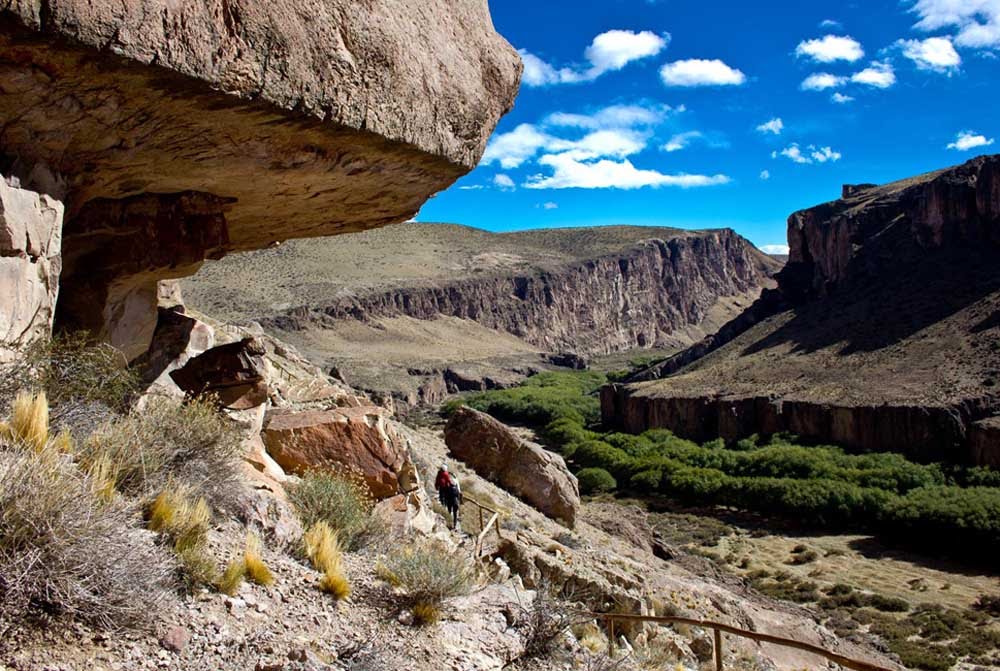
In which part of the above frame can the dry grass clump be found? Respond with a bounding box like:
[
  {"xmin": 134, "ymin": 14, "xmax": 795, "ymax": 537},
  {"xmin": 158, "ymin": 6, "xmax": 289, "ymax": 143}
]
[
  {"xmin": 0, "ymin": 334, "xmax": 138, "ymax": 436},
  {"xmin": 80, "ymin": 396, "xmax": 243, "ymax": 506},
  {"xmin": 376, "ymin": 541, "xmax": 475, "ymax": 625},
  {"xmin": 516, "ymin": 582, "xmax": 591, "ymax": 658},
  {"xmin": 0, "ymin": 424, "xmax": 175, "ymax": 629},
  {"xmin": 218, "ymin": 559, "xmax": 246, "ymax": 596},
  {"xmin": 289, "ymin": 470, "xmax": 383, "ymax": 551},
  {"xmin": 304, "ymin": 521, "xmax": 350, "ymax": 600},
  {"xmin": 243, "ymin": 533, "xmax": 275, "ymax": 587},
  {"xmin": 9, "ymin": 391, "xmax": 49, "ymax": 452},
  {"xmin": 147, "ymin": 484, "xmax": 218, "ymax": 589}
]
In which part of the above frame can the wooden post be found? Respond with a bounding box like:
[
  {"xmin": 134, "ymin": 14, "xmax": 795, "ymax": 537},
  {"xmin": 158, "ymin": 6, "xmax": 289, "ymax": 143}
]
[
  {"xmin": 608, "ymin": 617, "xmax": 616, "ymax": 659},
  {"xmin": 714, "ymin": 627, "xmax": 724, "ymax": 671}
]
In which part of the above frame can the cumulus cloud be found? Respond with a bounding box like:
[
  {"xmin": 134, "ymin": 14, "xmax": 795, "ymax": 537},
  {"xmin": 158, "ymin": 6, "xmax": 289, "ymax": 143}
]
[
  {"xmin": 525, "ymin": 154, "xmax": 731, "ymax": 190},
  {"xmin": 776, "ymin": 143, "xmax": 842, "ymax": 164},
  {"xmin": 482, "ymin": 102, "xmax": 731, "ymax": 191},
  {"xmin": 756, "ymin": 118, "xmax": 784, "ymax": 135},
  {"xmin": 831, "ymin": 92, "xmax": 855, "ymax": 104},
  {"xmin": 897, "ymin": 36, "xmax": 962, "ymax": 72},
  {"xmin": 519, "ymin": 30, "xmax": 669, "ymax": 87},
  {"xmin": 910, "ymin": 0, "xmax": 1000, "ymax": 49},
  {"xmin": 662, "ymin": 131, "xmax": 704, "ymax": 152},
  {"xmin": 760, "ymin": 170, "xmax": 771, "ymax": 180},
  {"xmin": 760, "ymin": 244, "xmax": 791, "ymax": 255},
  {"xmin": 660, "ymin": 59, "xmax": 747, "ymax": 87},
  {"xmin": 851, "ymin": 61, "xmax": 896, "ymax": 88},
  {"xmin": 947, "ymin": 130, "xmax": 995, "ymax": 151},
  {"xmin": 493, "ymin": 174, "xmax": 516, "ymax": 191},
  {"xmin": 801, "ymin": 73, "xmax": 847, "ymax": 91},
  {"xmin": 795, "ymin": 35, "xmax": 865, "ymax": 63}
]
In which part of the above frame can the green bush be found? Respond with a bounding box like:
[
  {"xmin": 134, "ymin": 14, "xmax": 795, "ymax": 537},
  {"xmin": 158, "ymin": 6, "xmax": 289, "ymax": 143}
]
[
  {"xmin": 288, "ymin": 470, "xmax": 383, "ymax": 551},
  {"xmin": 576, "ymin": 468, "xmax": 617, "ymax": 495}
]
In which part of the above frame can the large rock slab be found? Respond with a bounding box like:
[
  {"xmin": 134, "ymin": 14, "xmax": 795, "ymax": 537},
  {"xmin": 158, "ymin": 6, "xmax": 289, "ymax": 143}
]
[
  {"xmin": 0, "ymin": 0, "xmax": 520, "ymax": 357},
  {"xmin": 0, "ymin": 177, "xmax": 63, "ymax": 359},
  {"xmin": 170, "ymin": 337, "xmax": 269, "ymax": 410},
  {"xmin": 262, "ymin": 406, "xmax": 405, "ymax": 499},
  {"xmin": 444, "ymin": 406, "xmax": 580, "ymax": 527}
]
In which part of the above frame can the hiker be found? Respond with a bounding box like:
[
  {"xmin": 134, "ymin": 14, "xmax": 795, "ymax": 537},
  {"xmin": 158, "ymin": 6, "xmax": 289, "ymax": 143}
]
[{"xmin": 434, "ymin": 463, "xmax": 462, "ymax": 531}]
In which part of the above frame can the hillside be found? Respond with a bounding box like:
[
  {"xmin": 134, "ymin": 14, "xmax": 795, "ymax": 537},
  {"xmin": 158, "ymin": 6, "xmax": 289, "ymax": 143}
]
[
  {"xmin": 184, "ymin": 223, "xmax": 779, "ymax": 405},
  {"xmin": 604, "ymin": 155, "xmax": 1000, "ymax": 465}
]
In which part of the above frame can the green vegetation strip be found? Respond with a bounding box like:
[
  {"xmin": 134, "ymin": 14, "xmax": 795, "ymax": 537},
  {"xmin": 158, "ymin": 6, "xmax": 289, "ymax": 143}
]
[{"xmin": 445, "ymin": 371, "xmax": 1000, "ymax": 556}]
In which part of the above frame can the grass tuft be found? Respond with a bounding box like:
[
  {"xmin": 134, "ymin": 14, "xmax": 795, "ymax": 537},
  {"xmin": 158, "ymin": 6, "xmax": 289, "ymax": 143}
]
[
  {"xmin": 303, "ymin": 521, "xmax": 350, "ymax": 599},
  {"xmin": 10, "ymin": 391, "xmax": 49, "ymax": 452},
  {"xmin": 147, "ymin": 485, "xmax": 215, "ymax": 589},
  {"xmin": 243, "ymin": 533, "xmax": 274, "ymax": 587},
  {"xmin": 411, "ymin": 602, "xmax": 440, "ymax": 625},
  {"xmin": 289, "ymin": 470, "xmax": 383, "ymax": 551},
  {"xmin": 217, "ymin": 559, "xmax": 245, "ymax": 596},
  {"xmin": 376, "ymin": 541, "xmax": 474, "ymax": 622}
]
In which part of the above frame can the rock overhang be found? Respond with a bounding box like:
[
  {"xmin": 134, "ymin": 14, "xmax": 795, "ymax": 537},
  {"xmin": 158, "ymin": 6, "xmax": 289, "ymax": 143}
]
[{"xmin": 0, "ymin": 0, "xmax": 522, "ymax": 357}]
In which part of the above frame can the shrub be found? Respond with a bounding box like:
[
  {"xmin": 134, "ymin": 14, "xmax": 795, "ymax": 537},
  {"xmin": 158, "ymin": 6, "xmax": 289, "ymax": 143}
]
[
  {"xmin": 289, "ymin": 470, "xmax": 381, "ymax": 551},
  {"xmin": 377, "ymin": 542, "xmax": 475, "ymax": 622},
  {"xmin": 243, "ymin": 533, "xmax": 274, "ymax": 587},
  {"xmin": 304, "ymin": 521, "xmax": 350, "ymax": 600},
  {"xmin": 0, "ymin": 441, "xmax": 175, "ymax": 629},
  {"xmin": 516, "ymin": 581, "xmax": 590, "ymax": 658},
  {"xmin": 576, "ymin": 468, "xmax": 617, "ymax": 495},
  {"xmin": 629, "ymin": 469, "xmax": 663, "ymax": 491},
  {"xmin": 79, "ymin": 397, "xmax": 243, "ymax": 506},
  {"xmin": 974, "ymin": 594, "xmax": 1000, "ymax": 617}
]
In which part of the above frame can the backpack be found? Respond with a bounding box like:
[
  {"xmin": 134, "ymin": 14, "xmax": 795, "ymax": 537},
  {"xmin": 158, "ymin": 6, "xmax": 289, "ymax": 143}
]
[{"xmin": 436, "ymin": 470, "xmax": 453, "ymax": 490}]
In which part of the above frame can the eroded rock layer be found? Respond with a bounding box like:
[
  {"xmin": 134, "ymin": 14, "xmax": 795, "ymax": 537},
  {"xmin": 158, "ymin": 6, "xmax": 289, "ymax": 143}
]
[{"xmin": 604, "ymin": 155, "xmax": 1000, "ymax": 463}]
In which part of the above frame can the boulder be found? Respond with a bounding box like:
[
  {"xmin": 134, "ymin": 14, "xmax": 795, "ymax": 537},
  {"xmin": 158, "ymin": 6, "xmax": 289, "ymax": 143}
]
[
  {"xmin": 262, "ymin": 407, "xmax": 405, "ymax": 499},
  {"xmin": 137, "ymin": 307, "xmax": 216, "ymax": 397},
  {"xmin": 0, "ymin": 0, "xmax": 520, "ymax": 357},
  {"xmin": 444, "ymin": 406, "xmax": 580, "ymax": 527},
  {"xmin": 170, "ymin": 337, "xmax": 269, "ymax": 409},
  {"xmin": 0, "ymin": 177, "xmax": 63, "ymax": 360}
]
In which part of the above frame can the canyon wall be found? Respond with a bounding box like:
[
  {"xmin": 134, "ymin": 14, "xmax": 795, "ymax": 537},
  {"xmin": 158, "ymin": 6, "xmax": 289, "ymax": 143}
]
[
  {"xmin": 0, "ymin": 0, "xmax": 521, "ymax": 358},
  {"xmin": 264, "ymin": 230, "xmax": 775, "ymax": 357},
  {"xmin": 604, "ymin": 156, "xmax": 1000, "ymax": 464}
]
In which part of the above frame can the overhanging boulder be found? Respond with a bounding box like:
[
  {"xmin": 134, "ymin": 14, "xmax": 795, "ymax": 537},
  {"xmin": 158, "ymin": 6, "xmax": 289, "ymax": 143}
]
[{"xmin": 0, "ymin": 0, "xmax": 521, "ymax": 356}]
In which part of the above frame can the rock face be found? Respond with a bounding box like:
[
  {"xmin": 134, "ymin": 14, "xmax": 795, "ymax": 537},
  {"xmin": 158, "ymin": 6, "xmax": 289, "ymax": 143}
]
[
  {"xmin": 265, "ymin": 229, "xmax": 776, "ymax": 357},
  {"xmin": 0, "ymin": 177, "xmax": 63, "ymax": 359},
  {"xmin": 170, "ymin": 337, "xmax": 269, "ymax": 410},
  {"xmin": 262, "ymin": 407, "xmax": 406, "ymax": 499},
  {"xmin": 969, "ymin": 417, "xmax": 1000, "ymax": 468},
  {"xmin": 604, "ymin": 156, "xmax": 1000, "ymax": 463},
  {"xmin": 0, "ymin": 0, "xmax": 520, "ymax": 358},
  {"xmin": 445, "ymin": 406, "xmax": 580, "ymax": 527}
]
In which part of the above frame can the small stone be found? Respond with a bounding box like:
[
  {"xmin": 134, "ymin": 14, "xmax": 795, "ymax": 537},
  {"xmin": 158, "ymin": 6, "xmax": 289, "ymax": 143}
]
[{"xmin": 159, "ymin": 626, "xmax": 190, "ymax": 654}]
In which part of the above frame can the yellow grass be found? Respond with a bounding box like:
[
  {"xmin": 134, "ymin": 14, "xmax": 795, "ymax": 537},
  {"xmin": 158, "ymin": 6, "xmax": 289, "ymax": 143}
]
[
  {"xmin": 412, "ymin": 602, "xmax": 440, "ymax": 625},
  {"xmin": 9, "ymin": 391, "xmax": 49, "ymax": 452},
  {"xmin": 217, "ymin": 559, "xmax": 245, "ymax": 596},
  {"xmin": 243, "ymin": 533, "xmax": 274, "ymax": 587},
  {"xmin": 304, "ymin": 521, "xmax": 350, "ymax": 600},
  {"xmin": 87, "ymin": 452, "xmax": 119, "ymax": 503},
  {"xmin": 51, "ymin": 430, "xmax": 74, "ymax": 454}
]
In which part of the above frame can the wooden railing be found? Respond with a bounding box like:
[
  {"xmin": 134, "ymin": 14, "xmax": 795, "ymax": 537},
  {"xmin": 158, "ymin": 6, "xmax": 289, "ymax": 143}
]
[
  {"xmin": 592, "ymin": 612, "xmax": 896, "ymax": 671},
  {"xmin": 462, "ymin": 495, "xmax": 505, "ymax": 556}
]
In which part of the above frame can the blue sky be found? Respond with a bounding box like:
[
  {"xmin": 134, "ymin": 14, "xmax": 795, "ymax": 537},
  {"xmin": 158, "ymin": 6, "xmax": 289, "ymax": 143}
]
[{"xmin": 415, "ymin": 0, "xmax": 999, "ymax": 252}]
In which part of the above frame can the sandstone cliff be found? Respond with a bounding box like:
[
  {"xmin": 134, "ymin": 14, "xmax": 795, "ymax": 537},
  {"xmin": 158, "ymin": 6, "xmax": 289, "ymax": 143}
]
[
  {"xmin": 0, "ymin": 0, "xmax": 521, "ymax": 358},
  {"xmin": 604, "ymin": 155, "xmax": 1000, "ymax": 465}
]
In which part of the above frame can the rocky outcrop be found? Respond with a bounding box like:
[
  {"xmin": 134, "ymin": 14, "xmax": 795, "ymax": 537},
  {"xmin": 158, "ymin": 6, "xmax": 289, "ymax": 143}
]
[
  {"xmin": 969, "ymin": 417, "xmax": 1000, "ymax": 468},
  {"xmin": 605, "ymin": 156, "xmax": 1000, "ymax": 463},
  {"xmin": 266, "ymin": 230, "xmax": 777, "ymax": 357},
  {"xmin": 0, "ymin": 0, "xmax": 520, "ymax": 358},
  {"xmin": 0, "ymin": 177, "xmax": 63, "ymax": 359},
  {"xmin": 262, "ymin": 406, "xmax": 406, "ymax": 499},
  {"xmin": 445, "ymin": 406, "xmax": 580, "ymax": 527},
  {"xmin": 171, "ymin": 337, "xmax": 269, "ymax": 410}
]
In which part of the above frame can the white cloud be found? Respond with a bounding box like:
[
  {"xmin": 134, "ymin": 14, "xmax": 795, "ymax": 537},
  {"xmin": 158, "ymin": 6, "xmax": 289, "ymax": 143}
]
[
  {"xmin": 777, "ymin": 143, "xmax": 842, "ymax": 164},
  {"xmin": 663, "ymin": 131, "xmax": 704, "ymax": 152},
  {"xmin": 541, "ymin": 202, "xmax": 559, "ymax": 210},
  {"xmin": 585, "ymin": 30, "xmax": 671, "ymax": 75},
  {"xmin": 525, "ymin": 154, "xmax": 731, "ymax": 190},
  {"xmin": 795, "ymin": 35, "xmax": 864, "ymax": 63},
  {"xmin": 545, "ymin": 104, "xmax": 678, "ymax": 130},
  {"xmin": 660, "ymin": 59, "xmax": 746, "ymax": 87},
  {"xmin": 457, "ymin": 184, "xmax": 484, "ymax": 190},
  {"xmin": 482, "ymin": 124, "xmax": 561, "ymax": 169},
  {"xmin": 493, "ymin": 174, "xmax": 516, "ymax": 191},
  {"xmin": 851, "ymin": 61, "xmax": 896, "ymax": 88},
  {"xmin": 519, "ymin": 30, "xmax": 669, "ymax": 87},
  {"xmin": 819, "ymin": 19, "xmax": 844, "ymax": 30},
  {"xmin": 897, "ymin": 36, "xmax": 962, "ymax": 72},
  {"xmin": 801, "ymin": 73, "xmax": 847, "ymax": 91},
  {"xmin": 760, "ymin": 170, "xmax": 771, "ymax": 180},
  {"xmin": 831, "ymin": 92, "xmax": 855, "ymax": 104},
  {"xmin": 911, "ymin": 0, "xmax": 1000, "ymax": 49},
  {"xmin": 482, "ymin": 123, "xmax": 649, "ymax": 168},
  {"xmin": 947, "ymin": 130, "xmax": 995, "ymax": 151},
  {"xmin": 559, "ymin": 129, "xmax": 648, "ymax": 161},
  {"xmin": 760, "ymin": 244, "xmax": 790, "ymax": 255},
  {"xmin": 756, "ymin": 117, "xmax": 784, "ymax": 135}
]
